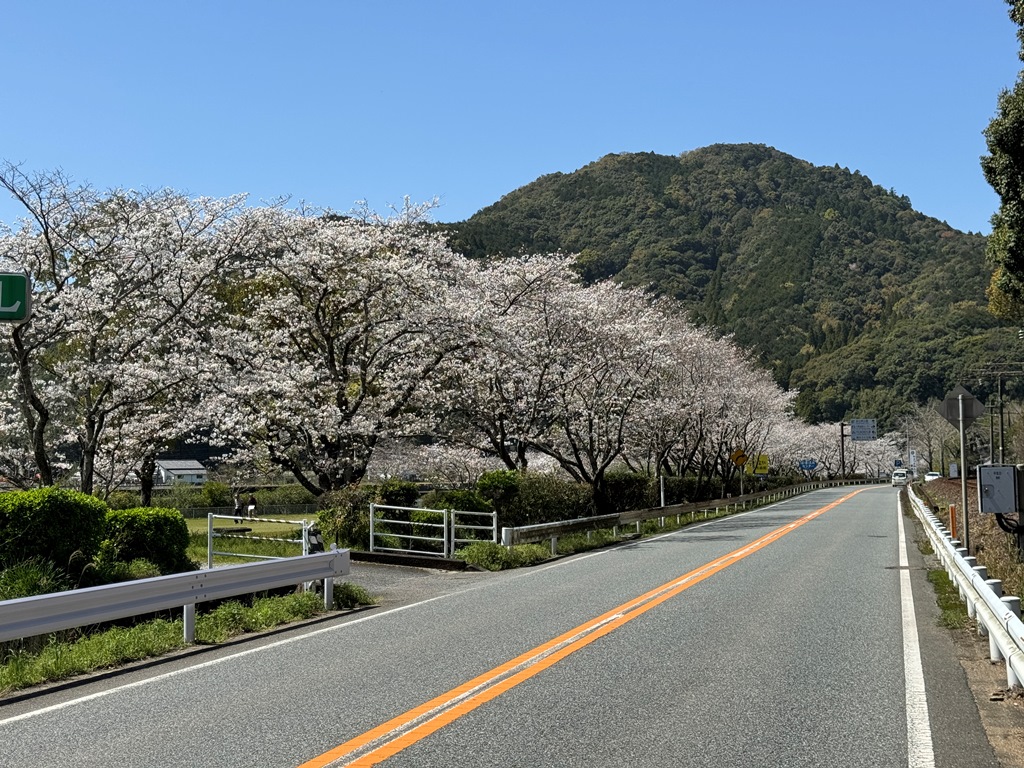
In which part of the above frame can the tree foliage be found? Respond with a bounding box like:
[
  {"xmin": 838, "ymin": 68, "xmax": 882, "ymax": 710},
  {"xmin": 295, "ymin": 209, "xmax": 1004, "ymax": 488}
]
[
  {"xmin": 983, "ymin": 0, "xmax": 1024, "ymax": 320},
  {"xmin": 440, "ymin": 144, "xmax": 1012, "ymax": 428}
]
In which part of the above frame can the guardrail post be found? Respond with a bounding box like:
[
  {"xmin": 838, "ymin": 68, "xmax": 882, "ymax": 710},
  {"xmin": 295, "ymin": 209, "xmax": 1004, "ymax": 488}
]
[
  {"xmin": 501, "ymin": 527, "xmax": 512, "ymax": 547},
  {"xmin": 962, "ymin": 557, "xmax": 979, "ymax": 617},
  {"xmin": 324, "ymin": 577, "xmax": 334, "ymax": 610},
  {"xmin": 183, "ymin": 603, "xmax": 196, "ymax": 643},
  {"xmin": 968, "ymin": 565, "xmax": 987, "ymax": 621},
  {"xmin": 369, "ymin": 503, "xmax": 377, "ymax": 553},
  {"xmin": 983, "ymin": 579, "xmax": 1003, "ymax": 645},
  {"xmin": 550, "ymin": 536, "xmax": 557, "ymax": 557},
  {"xmin": 1003, "ymin": 596, "xmax": 1022, "ymax": 620},
  {"xmin": 207, "ymin": 514, "xmax": 214, "ymax": 569}
]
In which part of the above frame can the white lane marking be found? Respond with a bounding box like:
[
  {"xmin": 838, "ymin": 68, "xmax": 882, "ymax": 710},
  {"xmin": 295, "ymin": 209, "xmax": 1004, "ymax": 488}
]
[{"xmin": 897, "ymin": 499, "xmax": 936, "ymax": 768}]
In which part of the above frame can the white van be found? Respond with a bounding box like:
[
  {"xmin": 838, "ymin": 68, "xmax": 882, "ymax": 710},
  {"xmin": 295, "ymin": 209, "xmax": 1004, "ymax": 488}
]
[{"xmin": 891, "ymin": 469, "xmax": 909, "ymax": 487}]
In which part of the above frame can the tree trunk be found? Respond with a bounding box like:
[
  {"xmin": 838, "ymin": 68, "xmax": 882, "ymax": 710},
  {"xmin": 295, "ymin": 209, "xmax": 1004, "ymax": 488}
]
[{"xmin": 139, "ymin": 453, "xmax": 156, "ymax": 506}]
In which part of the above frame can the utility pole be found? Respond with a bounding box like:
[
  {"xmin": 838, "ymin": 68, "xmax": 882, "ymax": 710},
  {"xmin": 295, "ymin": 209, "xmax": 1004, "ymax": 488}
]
[{"xmin": 839, "ymin": 422, "xmax": 847, "ymax": 479}]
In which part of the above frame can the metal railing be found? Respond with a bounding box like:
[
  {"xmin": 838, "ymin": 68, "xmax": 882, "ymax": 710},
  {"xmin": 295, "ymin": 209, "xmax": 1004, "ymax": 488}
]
[
  {"xmin": 907, "ymin": 486, "xmax": 1024, "ymax": 688},
  {"xmin": 207, "ymin": 513, "xmax": 316, "ymax": 568},
  {"xmin": 0, "ymin": 549, "xmax": 350, "ymax": 644},
  {"xmin": 501, "ymin": 479, "xmax": 875, "ymax": 554},
  {"xmin": 369, "ymin": 504, "xmax": 498, "ymax": 558}
]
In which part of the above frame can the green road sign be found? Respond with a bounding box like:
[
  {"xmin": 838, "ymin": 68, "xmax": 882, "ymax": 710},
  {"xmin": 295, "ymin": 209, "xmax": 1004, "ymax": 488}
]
[{"xmin": 0, "ymin": 273, "xmax": 30, "ymax": 323}]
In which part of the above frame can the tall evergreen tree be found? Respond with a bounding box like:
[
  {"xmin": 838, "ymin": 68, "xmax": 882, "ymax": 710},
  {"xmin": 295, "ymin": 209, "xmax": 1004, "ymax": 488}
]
[{"xmin": 982, "ymin": 0, "xmax": 1024, "ymax": 319}]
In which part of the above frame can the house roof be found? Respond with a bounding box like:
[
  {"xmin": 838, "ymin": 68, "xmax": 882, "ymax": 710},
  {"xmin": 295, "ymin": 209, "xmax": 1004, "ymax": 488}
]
[{"xmin": 155, "ymin": 459, "xmax": 207, "ymax": 472}]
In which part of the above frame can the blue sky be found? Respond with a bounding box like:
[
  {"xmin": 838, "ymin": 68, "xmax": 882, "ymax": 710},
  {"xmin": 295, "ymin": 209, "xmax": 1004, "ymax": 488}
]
[{"xmin": 0, "ymin": 1, "xmax": 1019, "ymax": 234}]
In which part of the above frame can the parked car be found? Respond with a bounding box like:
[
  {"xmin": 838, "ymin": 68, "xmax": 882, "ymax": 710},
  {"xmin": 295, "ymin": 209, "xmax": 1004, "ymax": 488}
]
[
  {"xmin": 891, "ymin": 469, "xmax": 909, "ymax": 486},
  {"xmin": 924, "ymin": 471, "xmax": 942, "ymax": 482}
]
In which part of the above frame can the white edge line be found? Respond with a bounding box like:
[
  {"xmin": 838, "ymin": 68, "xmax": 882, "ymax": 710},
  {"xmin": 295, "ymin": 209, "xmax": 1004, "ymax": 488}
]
[{"xmin": 897, "ymin": 497, "xmax": 936, "ymax": 768}]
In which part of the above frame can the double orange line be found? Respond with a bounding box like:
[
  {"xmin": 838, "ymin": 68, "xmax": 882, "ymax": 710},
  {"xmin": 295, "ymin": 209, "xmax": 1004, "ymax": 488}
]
[{"xmin": 300, "ymin": 488, "xmax": 865, "ymax": 767}]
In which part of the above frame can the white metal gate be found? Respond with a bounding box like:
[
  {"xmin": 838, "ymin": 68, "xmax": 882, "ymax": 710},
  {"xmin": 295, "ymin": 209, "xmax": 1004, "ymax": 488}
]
[{"xmin": 368, "ymin": 504, "xmax": 497, "ymax": 558}]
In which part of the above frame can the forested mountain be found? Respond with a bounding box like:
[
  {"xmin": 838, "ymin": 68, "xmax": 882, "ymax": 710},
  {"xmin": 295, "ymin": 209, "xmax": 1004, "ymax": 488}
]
[{"xmin": 439, "ymin": 143, "xmax": 1015, "ymax": 431}]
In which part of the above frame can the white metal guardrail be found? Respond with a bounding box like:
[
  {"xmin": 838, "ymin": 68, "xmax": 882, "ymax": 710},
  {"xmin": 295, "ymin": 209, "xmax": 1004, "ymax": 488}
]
[
  {"xmin": 369, "ymin": 504, "xmax": 497, "ymax": 558},
  {"xmin": 907, "ymin": 487, "xmax": 1024, "ymax": 688},
  {"xmin": 0, "ymin": 549, "xmax": 350, "ymax": 645},
  {"xmin": 501, "ymin": 479, "xmax": 876, "ymax": 553}
]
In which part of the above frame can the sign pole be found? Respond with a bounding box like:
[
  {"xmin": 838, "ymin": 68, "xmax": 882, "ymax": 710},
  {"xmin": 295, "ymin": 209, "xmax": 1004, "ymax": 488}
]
[{"xmin": 959, "ymin": 394, "xmax": 970, "ymax": 553}]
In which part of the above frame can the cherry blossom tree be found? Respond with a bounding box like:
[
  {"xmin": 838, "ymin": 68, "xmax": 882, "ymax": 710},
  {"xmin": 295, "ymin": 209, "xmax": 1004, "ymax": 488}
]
[
  {"xmin": 0, "ymin": 164, "xmax": 252, "ymax": 495},
  {"xmin": 207, "ymin": 203, "xmax": 475, "ymax": 495}
]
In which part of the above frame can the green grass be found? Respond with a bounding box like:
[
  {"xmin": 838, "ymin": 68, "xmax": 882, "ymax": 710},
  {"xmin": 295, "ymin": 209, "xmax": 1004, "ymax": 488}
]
[
  {"xmin": 186, "ymin": 514, "xmax": 315, "ymax": 565},
  {"xmin": 0, "ymin": 584, "xmax": 374, "ymax": 696},
  {"xmin": 927, "ymin": 569, "xmax": 970, "ymax": 629}
]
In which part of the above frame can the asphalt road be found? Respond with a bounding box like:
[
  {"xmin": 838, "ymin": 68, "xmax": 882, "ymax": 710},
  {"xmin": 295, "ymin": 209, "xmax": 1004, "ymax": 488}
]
[{"xmin": 0, "ymin": 486, "xmax": 1000, "ymax": 767}]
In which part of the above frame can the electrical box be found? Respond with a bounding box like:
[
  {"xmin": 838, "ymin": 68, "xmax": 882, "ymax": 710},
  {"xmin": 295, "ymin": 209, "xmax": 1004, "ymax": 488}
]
[{"xmin": 978, "ymin": 465, "xmax": 1019, "ymax": 515}]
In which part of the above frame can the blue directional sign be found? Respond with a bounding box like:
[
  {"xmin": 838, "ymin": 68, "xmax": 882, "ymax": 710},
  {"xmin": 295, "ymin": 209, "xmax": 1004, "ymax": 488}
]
[
  {"xmin": 798, "ymin": 459, "xmax": 817, "ymax": 471},
  {"xmin": 0, "ymin": 273, "xmax": 30, "ymax": 323}
]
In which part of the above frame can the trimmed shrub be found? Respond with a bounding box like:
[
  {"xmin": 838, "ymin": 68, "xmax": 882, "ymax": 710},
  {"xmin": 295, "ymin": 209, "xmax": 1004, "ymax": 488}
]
[
  {"xmin": 491, "ymin": 473, "xmax": 595, "ymax": 528},
  {"xmin": 0, "ymin": 488, "xmax": 107, "ymax": 574},
  {"xmin": 255, "ymin": 484, "xmax": 317, "ymax": 507},
  {"xmin": 420, "ymin": 488, "xmax": 492, "ymax": 513},
  {"xmin": 604, "ymin": 470, "xmax": 656, "ymax": 513},
  {"xmin": 375, "ymin": 479, "xmax": 420, "ymax": 507},
  {"xmin": 99, "ymin": 507, "xmax": 194, "ymax": 575},
  {"xmin": 477, "ymin": 470, "xmax": 520, "ymax": 509}
]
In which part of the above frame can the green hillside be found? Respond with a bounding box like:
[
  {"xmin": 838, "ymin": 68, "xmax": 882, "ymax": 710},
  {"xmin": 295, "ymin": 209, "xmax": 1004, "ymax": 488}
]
[{"xmin": 440, "ymin": 143, "xmax": 1014, "ymax": 430}]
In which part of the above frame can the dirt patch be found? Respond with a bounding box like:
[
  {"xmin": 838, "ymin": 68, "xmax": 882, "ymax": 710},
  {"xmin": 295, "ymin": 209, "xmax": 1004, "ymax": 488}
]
[{"xmin": 951, "ymin": 622, "xmax": 1024, "ymax": 767}]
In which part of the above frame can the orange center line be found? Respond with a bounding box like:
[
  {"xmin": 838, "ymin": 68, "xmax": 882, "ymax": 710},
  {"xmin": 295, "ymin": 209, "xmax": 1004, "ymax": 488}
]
[{"xmin": 298, "ymin": 488, "xmax": 867, "ymax": 768}]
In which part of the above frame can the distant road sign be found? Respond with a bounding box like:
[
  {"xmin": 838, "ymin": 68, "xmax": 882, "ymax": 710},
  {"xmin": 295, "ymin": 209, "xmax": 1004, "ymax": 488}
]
[
  {"xmin": 750, "ymin": 454, "xmax": 770, "ymax": 475},
  {"xmin": 0, "ymin": 273, "xmax": 30, "ymax": 323},
  {"xmin": 730, "ymin": 449, "xmax": 748, "ymax": 466},
  {"xmin": 938, "ymin": 385, "xmax": 984, "ymax": 428},
  {"xmin": 849, "ymin": 419, "xmax": 877, "ymax": 441},
  {"xmin": 798, "ymin": 459, "xmax": 817, "ymax": 471}
]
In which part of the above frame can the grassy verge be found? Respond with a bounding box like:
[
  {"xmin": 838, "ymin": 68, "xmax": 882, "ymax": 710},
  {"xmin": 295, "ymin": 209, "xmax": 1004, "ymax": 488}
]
[
  {"xmin": 0, "ymin": 582, "xmax": 373, "ymax": 696},
  {"xmin": 927, "ymin": 569, "xmax": 970, "ymax": 629},
  {"xmin": 458, "ymin": 505, "xmax": 749, "ymax": 570}
]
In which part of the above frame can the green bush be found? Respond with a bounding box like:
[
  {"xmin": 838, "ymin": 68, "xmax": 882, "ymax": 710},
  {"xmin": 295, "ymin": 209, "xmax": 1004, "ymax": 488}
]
[
  {"xmin": 477, "ymin": 470, "xmax": 520, "ymax": 508},
  {"xmin": 0, "ymin": 557, "xmax": 71, "ymax": 600},
  {"xmin": 99, "ymin": 507, "xmax": 194, "ymax": 575},
  {"xmin": 456, "ymin": 541, "xmax": 550, "ymax": 570},
  {"xmin": 0, "ymin": 487, "xmax": 107, "ymax": 574},
  {"xmin": 255, "ymin": 484, "xmax": 317, "ymax": 506},
  {"xmin": 604, "ymin": 470, "xmax": 656, "ymax": 513},
  {"xmin": 491, "ymin": 473, "xmax": 595, "ymax": 528},
  {"xmin": 200, "ymin": 481, "xmax": 233, "ymax": 507},
  {"xmin": 317, "ymin": 485, "xmax": 378, "ymax": 549},
  {"xmin": 375, "ymin": 479, "xmax": 421, "ymax": 507},
  {"xmin": 105, "ymin": 490, "xmax": 142, "ymax": 510},
  {"xmin": 420, "ymin": 488, "xmax": 493, "ymax": 513}
]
